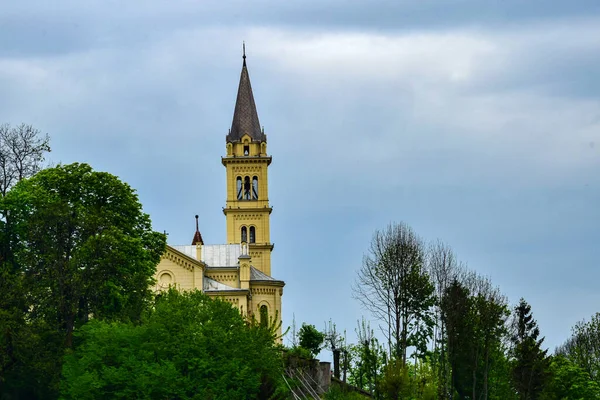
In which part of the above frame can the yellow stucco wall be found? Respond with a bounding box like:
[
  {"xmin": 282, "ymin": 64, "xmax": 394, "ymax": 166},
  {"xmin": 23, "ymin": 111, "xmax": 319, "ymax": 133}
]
[
  {"xmin": 154, "ymin": 249, "xmax": 203, "ymax": 292},
  {"xmin": 222, "ymin": 134, "xmax": 274, "ymax": 276}
]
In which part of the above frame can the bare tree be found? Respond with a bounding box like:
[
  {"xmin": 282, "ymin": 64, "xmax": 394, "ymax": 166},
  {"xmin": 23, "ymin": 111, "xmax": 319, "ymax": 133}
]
[
  {"xmin": 427, "ymin": 240, "xmax": 460, "ymax": 399},
  {"xmin": 0, "ymin": 123, "xmax": 50, "ymax": 197},
  {"xmin": 460, "ymin": 270, "xmax": 509, "ymax": 400},
  {"xmin": 353, "ymin": 222, "xmax": 435, "ymax": 365}
]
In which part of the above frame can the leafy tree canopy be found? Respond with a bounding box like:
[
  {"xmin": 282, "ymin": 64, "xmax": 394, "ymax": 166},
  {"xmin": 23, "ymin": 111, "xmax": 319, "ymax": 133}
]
[
  {"xmin": 0, "ymin": 162, "xmax": 166, "ymax": 397},
  {"xmin": 298, "ymin": 323, "xmax": 325, "ymax": 358},
  {"xmin": 541, "ymin": 355, "xmax": 600, "ymax": 400},
  {"xmin": 61, "ymin": 289, "xmax": 288, "ymax": 400},
  {"xmin": 3, "ymin": 163, "xmax": 166, "ymax": 342}
]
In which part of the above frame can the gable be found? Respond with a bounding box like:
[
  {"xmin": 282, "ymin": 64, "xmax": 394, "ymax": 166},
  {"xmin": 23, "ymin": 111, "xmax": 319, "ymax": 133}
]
[{"xmin": 154, "ymin": 245, "xmax": 205, "ymax": 291}]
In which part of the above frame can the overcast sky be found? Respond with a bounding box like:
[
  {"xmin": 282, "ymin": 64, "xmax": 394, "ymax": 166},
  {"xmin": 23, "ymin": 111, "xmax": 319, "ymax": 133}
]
[{"xmin": 1, "ymin": 0, "xmax": 599, "ymax": 354}]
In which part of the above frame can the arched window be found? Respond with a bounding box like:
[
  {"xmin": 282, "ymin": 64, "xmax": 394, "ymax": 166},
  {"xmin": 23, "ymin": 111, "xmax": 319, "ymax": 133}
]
[
  {"xmin": 249, "ymin": 226, "xmax": 256, "ymax": 243},
  {"xmin": 241, "ymin": 226, "xmax": 247, "ymax": 242},
  {"xmin": 252, "ymin": 176, "xmax": 258, "ymax": 199},
  {"xmin": 259, "ymin": 305, "xmax": 268, "ymax": 328},
  {"xmin": 243, "ymin": 176, "xmax": 251, "ymax": 200},
  {"xmin": 236, "ymin": 177, "xmax": 243, "ymax": 200}
]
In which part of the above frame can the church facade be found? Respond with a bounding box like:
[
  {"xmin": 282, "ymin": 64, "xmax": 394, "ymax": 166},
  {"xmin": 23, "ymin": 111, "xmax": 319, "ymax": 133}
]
[{"xmin": 153, "ymin": 51, "xmax": 284, "ymax": 332}]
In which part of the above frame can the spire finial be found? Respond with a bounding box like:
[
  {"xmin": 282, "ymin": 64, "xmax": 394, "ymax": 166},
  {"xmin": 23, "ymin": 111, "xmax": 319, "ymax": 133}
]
[
  {"xmin": 191, "ymin": 214, "xmax": 204, "ymax": 245},
  {"xmin": 242, "ymin": 41, "xmax": 246, "ymax": 66}
]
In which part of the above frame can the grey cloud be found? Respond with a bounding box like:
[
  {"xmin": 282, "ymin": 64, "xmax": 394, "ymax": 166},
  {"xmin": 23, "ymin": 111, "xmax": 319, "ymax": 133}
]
[
  {"xmin": 2, "ymin": 0, "xmax": 600, "ymax": 58},
  {"xmin": 1, "ymin": 2, "xmax": 599, "ymax": 350}
]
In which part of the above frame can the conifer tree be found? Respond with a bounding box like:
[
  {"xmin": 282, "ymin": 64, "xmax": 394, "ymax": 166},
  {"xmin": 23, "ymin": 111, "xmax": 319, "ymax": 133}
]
[{"xmin": 511, "ymin": 298, "xmax": 549, "ymax": 400}]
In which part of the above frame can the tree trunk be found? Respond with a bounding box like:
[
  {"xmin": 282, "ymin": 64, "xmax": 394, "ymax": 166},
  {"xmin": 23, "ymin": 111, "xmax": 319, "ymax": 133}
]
[
  {"xmin": 483, "ymin": 344, "xmax": 489, "ymax": 400},
  {"xmin": 333, "ymin": 349, "xmax": 340, "ymax": 379}
]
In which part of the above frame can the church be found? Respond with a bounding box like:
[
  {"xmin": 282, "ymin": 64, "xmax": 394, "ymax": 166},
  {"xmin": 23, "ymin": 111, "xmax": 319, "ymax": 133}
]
[{"xmin": 153, "ymin": 49, "xmax": 284, "ymax": 334}]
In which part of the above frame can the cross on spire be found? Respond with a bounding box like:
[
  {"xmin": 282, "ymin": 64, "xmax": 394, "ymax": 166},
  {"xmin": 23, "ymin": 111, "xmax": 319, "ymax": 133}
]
[{"xmin": 243, "ymin": 41, "xmax": 246, "ymax": 66}]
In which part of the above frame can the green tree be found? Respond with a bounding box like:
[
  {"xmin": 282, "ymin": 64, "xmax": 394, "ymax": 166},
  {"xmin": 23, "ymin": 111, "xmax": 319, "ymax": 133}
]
[
  {"xmin": 348, "ymin": 318, "xmax": 385, "ymax": 395},
  {"xmin": 0, "ymin": 163, "xmax": 165, "ymax": 398},
  {"xmin": 61, "ymin": 289, "xmax": 288, "ymax": 400},
  {"xmin": 427, "ymin": 240, "xmax": 458, "ymax": 400},
  {"xmin": 354, "ymin": 222, "xmax": 436, "ymax": 365},
  {"xmin": 0, "ymin": 123, "xmax": 51, "ymax": 397},
  {"xmin": 556, "ymin": 312, "xmax": 600, "ymax": 383},
  {"xmin": 441, "ymin": 279, "xmax": 473, "ymax": 399},
  {"xmin": 441, "ymin": 276, "xmax": 509, "ymax": 400},
  {"xmin": 540, "ymin": 355, "xmax": 600, "ymax": 400},
  {"xmin": 377, "ymin": 358, "xmax": 412, "ymax": 400},
  {"xmin": 510, "ymin": 298, "xmax": 549, "ymax": 400},
  {"xmin": 4, "ymin": 163, "xmax": 165, "ymax": 346},
  {"xmin": 298, "ymin": 323, "xmax": 325, "ymax": 358}
]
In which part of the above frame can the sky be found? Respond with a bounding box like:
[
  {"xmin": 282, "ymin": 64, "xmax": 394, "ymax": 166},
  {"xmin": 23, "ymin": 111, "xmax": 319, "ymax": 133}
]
[{"xmin": 1, "ymin": 0, "xmax": 599, "ymax": 354}]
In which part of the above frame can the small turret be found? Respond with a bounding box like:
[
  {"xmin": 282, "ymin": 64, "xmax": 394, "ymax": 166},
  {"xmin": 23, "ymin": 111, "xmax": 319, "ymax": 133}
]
[
  {"xmin": 191, "ymin": 215, "xmax": 204, "ymax": 245},
  {"xmin": 238, "ymin": 241, "xmax": 251, "ymax": 289}
]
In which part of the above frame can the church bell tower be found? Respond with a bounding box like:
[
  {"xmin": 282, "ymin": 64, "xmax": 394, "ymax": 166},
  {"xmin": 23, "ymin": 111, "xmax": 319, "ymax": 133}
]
[{"xmin": 222, "ymin": 47, "xmax": 274, "ymax": 276}]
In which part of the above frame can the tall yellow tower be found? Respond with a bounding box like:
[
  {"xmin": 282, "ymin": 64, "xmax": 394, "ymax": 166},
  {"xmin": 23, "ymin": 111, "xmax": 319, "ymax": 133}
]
[
  {"xmin": 222, "ymin": 48, "xmax": 274, "ymax": 276},
  {"xmin": 153, "ymin": 49, "xmax": 284, "ymax": 333}
]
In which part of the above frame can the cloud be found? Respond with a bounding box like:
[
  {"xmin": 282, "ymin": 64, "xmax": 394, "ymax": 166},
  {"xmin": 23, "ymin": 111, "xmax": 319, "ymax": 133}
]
[
  {"xmin": 235, "ymin": 23, "xmax": 600, "ymax": 187},
  {"xmin": 0, "ymin": 1, "xmax": 599, "ymax": 350}
]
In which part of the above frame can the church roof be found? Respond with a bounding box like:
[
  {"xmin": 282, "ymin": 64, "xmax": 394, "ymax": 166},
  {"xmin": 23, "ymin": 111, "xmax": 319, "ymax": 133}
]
[
  {"xmin": 226, "ymin": 47, "xmax": 266, "ymax": 143},
  {"xmin": 250, "ymin": 266, "xmax": 275, "ymax": 281},
  {"xmin": 203, "ymin": 276, "xmax": 245, "ymax": 292},
  {"xmin": 171, "ymin": 244, "xmax": 241, "ymax": 267},
  {"xmin": 202, "ymin": 244, "xmax": 241, "ymax": 267}
]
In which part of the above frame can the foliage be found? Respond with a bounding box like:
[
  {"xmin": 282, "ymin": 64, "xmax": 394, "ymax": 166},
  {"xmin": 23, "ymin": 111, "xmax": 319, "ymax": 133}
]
[
  {"xmin": 286, "ymin": 345, "xmax": 314, "ymax": 360},
  {"xmin": 323, "ymin": 384, "xmax": 365, "ymax": 400},
  {"xmin": 348, "ymin": 318, "xmax": 385, "ymax": 394},
  {"xmin": 540, "ymin": 355, "xmax": 600, "ymax": 400},
  {"xmin": 354, "ymin": 222, "xmax": 436, "ymax": 365},
  {"xmin": 0, "ymin": 308, "xmax": 64, "ymax": 399},
  {"xmin": 441, "ymin": 277, "xmax": 509, "ymax": 400},
  {"xmin": 3, "ymin": 163, "xmax": 166, "ymax": 346},
  {"xmin": 441, "ymin": 279, "xmax": 473, "ymax": 398},
  {"xmin": 61, "ymin": 289, "xmax": 288, "ymax": 400},
  {"xmin": 426, "ymin": 240, "xmax": 458, "ymax": 400},
  {"xmin": 0, "ymin": 162, "xmax": 165, "ymax": 398},
  {"xmin": 298, "ymin": 323, "xmax": 325, "ymax": 358},
  {"xmin": 510, "ymin": 298, "xmax": 549, "ymax": 399},
  {"xmin": 0, "ymin": 123, "xmax": 53, "ymax": 397},
  {"xmin": 487, "ymin": 343, "xmax": 519, "ymax": 400},
  {"xmin": 556, "ymin": 312, "xmax": 600, "ymax": 383},
  {"xmin": 377, "ymin": 358, "xmax": 412, "ymax": 400}
]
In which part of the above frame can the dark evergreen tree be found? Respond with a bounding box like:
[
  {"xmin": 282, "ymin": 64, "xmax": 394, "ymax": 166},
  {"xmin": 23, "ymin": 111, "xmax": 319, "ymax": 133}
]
[
  {"xmin": 441, "ymin": 279, "xmax": 474, "ymax": 399},
  {"xmin": 511, "ymin": 298, "xmax": 549, "ymax": 400},
  {"xmin": 442, "ymin": 277, "xmax": 511, "ymax": 400}
]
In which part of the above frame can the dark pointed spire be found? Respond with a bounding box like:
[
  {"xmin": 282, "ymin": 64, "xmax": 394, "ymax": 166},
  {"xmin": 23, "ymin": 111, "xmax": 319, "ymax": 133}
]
[
  {"xmin": 227, "ymin": 45, "xmax": 266, "ymax": 143},
  {"xmin": 191, "ymin": 215, "xmax": 204, "ymax": 245}
]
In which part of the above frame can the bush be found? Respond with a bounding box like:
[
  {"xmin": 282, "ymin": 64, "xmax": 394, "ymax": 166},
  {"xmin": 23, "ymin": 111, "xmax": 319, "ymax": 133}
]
[{"xmin": 61, "ymin": 289, "xmax": 288, "ymax": 399}]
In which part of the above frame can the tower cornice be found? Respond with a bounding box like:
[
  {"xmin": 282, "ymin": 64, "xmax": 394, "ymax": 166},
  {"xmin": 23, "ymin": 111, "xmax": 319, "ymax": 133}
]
[
  {"xmin": 221, "ymin": 156, "xmax": 272, "ymax": 166},
  {"xmin": 222, "ymin": 206, "xmax": 273, "ymax": 215}
]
